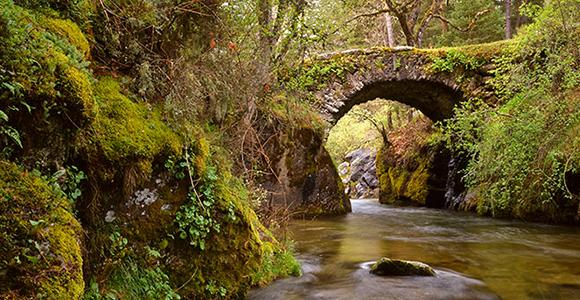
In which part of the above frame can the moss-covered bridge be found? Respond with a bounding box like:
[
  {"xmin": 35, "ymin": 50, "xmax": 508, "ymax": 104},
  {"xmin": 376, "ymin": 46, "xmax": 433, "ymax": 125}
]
[
  {"xmin": 288, "ymin": 42, "xmax": 508, "ymax": 124},
  {"xmin": 274, "ymin": 42, "xmax": 508, "ymax": 215}
]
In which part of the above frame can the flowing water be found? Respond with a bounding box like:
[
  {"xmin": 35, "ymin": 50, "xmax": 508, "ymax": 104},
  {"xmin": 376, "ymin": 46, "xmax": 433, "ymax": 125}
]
[{"xmin": 248, "ymin": 199, "xmax": 580, "ymax": 300}]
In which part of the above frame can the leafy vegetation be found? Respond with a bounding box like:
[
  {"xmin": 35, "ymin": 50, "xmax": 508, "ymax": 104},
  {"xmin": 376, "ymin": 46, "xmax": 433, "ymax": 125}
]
[
  {"xmin": 326, "ymin": 100, "xmax": 421, "ymax": 165},
  {"xmin": 0, "ymin": 0, "xmax": 579, "ymax": 299},
  {"xmin": 430, "ymin": 49, "xmax": 484, "ymax": 73},
  {"xmin": 439, "ymin": 0, "xmax": 579, "ymax": 221}
]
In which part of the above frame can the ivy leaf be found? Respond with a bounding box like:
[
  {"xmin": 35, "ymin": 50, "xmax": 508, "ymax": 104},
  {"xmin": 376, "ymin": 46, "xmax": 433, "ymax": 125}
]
[
  {"xmin": 3, "ymin": 127, "xmax": 22, "ymax": 148},
  {"xmin": 0, "ymin": 110, "xmax": 7, "ymax": 122}
]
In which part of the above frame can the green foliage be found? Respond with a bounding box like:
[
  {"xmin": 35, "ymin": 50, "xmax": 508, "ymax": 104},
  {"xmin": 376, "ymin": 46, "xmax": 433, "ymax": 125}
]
[
  {"xmin": 0, "ymin": 109, "xmax": 22, "ymax": 149},
  {"xmin": 327, "ymin": 100, "xmax": 420, "ymax": 164},
  {"xmin": 437, "ymin": 98, "xmax": 492, "ymax": 158},
  {"xmin": 430, "ymin": 49, "xmax": 484, "ymax": 73},
  {"xmin": 86, "ymin": 259, "xmax": 180, "ymax": 300},
  {"xmin": 31, "ymin": 165, "xmax": 86, "ymax": 205},
  {"xmin": 286, "ymin": 57, "xmax": 355, "ymax": 91},
  {"xmin": 440, "ymin": 0, "xmax": 580, "ymax": 221},
  {"xmin": 0, "ymin": 0, "xmax": 95, "ymax": 118},
  {"xmin": 251, "ymin": 242, "xmax": 301, "ymax": 287},
  {"xmin": 0, "ymin": 160, "xmax": 84, "ymax": 299},
  {"xmin": 14, "ymin": 0, "xmax": 94, "ymax": 28},
  {"xmin": 425, "ymin": 0, "xmax": 504, "ymax": 47},
  {"xmin": 175, "ymin": 164, "xmax": 221, "ymax": 251}
]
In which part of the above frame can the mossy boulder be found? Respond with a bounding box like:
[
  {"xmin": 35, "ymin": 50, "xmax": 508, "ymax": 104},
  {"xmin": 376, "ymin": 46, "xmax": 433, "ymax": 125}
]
[
  {"xmin": 0, "ymin": 160, "xmax": 84, "ymax": 299},
  {"xmin": 370, "ymin": 258, "xmax": 435, "ymax": 277},
  {"xmin": 81, "ymin": 77, "xmax": 181, "ymax": 165},
  {"xmin": 376, "ymin": 119, "xmax": 449, "ymax": 208}
]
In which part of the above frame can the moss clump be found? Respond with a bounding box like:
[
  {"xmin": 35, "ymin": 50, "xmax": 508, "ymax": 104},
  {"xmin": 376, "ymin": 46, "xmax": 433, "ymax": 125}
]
[
  {"xmin": 13, "ymin": 0, "xmax": 94, "ymax": 28},
  {"xmin": 0, "ymin": 1, "xmax": 96, "ymax": 158},
  {"xmin": 83, "ymin": 77, "xmax": 181, "ymax": 163},
  {"xmin": 43, "ymin": 17, "xmax": 90, "ymax": 58},
  {"xmin": 0, "ymin": 160, "xmax": 84, "ymax": 299}
]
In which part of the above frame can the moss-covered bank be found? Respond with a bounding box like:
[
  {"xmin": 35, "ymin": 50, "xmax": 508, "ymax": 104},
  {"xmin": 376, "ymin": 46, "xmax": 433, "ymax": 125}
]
[
  {"xmin": 0, "ymin": 1, "xmax": 300, "ymax": 298},
  {"xmin": 0, "ymin": 161, "xmax": 84, "ymax": 299}
]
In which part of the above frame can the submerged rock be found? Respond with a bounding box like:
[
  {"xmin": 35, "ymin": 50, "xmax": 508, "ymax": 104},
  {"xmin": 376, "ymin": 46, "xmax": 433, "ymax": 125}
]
[{"xmin": 370, "ymin": 258, "xmax": 435, "ymax": 276}]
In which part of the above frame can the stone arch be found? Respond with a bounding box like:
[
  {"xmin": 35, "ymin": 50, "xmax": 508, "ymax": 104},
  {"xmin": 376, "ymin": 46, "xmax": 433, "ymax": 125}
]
[
  {"xmin": 310, "ymin": 47, "xmax": 498, "ymax": 127},
  {"xmin": 326, "ymin": 79, "xmax": 464, "ymax": 124}
]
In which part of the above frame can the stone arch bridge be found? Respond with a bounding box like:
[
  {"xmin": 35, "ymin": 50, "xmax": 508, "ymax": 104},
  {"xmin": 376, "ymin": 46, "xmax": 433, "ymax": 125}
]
[
  {"xmin": 291, "ymin": 42, "xmax": 506, "ymax": 125},
  {"xmin": 268, "ymin": 42, "xmax": 506, "ymax": 216}
]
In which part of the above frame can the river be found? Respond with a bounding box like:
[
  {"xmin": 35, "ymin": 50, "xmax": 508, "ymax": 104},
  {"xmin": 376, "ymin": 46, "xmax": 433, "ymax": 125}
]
[{"xmin": 248, "ymin": 199, "xmax": 580, "ymax": 300}]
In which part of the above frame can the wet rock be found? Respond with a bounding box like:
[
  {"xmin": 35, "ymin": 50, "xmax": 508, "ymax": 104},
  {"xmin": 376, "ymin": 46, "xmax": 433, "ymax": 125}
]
[
  {"xmin": 260, "ymin": 127, "xmax": 351, "ymax": 216},
  {"xmin": 370, "ymin": 258, "xmax": 435, "ymax": 276},
  {"xmin": 338, "ymin": 161, "xmax": 350, "ymax": 176},
  {"xmin": 341, "ymin": 148, "xmax": 379, "ymax": 198}
]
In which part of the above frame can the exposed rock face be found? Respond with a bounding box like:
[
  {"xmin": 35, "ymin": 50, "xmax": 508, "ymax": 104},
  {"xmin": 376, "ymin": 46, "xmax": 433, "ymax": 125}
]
[
  {"xmin": 261, "ymin": 127, "xmax": 351, "ymax": 216},
  {"xmin": 377, "ymin": 142, "xmax": 449, "ymax": 208},
  {"xmin": 340, "ymin": 148, "xmax": 379, "ymax": 199},
  {"xmin": 370, "ymin": 258, "xmax": 436, "ymax": 277}
]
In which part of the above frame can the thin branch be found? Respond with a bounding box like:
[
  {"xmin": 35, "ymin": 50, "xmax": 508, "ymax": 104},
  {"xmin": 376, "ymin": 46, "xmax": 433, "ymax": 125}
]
[{"xmin": 432, "ymin": 9, "xmax": 490, "ymax": 33}]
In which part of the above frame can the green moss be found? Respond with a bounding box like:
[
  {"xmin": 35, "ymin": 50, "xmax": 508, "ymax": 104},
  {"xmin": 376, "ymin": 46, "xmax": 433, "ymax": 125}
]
[
  {"xmin": 0, "ymin": 160, "xmax": 84, "ymax": 299},
  {"xmin": 370, "ymin": 258, "xmax": 435, "ymax": 276},
  {"xmin": 84, "ymin": 77, "xmax": 181, "ymax": 163},
  {"xmin": 251, "ymin": 241, "xmax": 301, "ymax": 287},
  {"xmin": 14, "ymin": 0, "xmax": 94, "ymax": 28},
  {"xmin": 1, "ymin": 1, "xmax": 96, "ymax": 137},
  {"xmin": 429, "ymin": 49, "xmax": 485, "ymax": 73},
  {"xmin": 43, "ymin": 17, "xmax": 90, "ymax": 58}
]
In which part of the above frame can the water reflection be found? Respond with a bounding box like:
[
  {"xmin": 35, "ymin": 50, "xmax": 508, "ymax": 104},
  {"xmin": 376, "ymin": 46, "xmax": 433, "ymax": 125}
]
[{"xmin": 249, "ymin": 199, "xmax": 580, "ymax": 300}]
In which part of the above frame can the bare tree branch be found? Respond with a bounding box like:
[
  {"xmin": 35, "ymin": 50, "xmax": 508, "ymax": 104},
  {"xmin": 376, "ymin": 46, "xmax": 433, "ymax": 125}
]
[{"xmin": 432, "ymin": 9, "xmax": 490, "ymax": 33}]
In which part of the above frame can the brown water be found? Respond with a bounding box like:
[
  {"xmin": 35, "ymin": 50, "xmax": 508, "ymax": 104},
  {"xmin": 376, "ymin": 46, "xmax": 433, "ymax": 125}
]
[{"xmin": 248, "ymin": 199, "xmax": 580, "ymax": 300}]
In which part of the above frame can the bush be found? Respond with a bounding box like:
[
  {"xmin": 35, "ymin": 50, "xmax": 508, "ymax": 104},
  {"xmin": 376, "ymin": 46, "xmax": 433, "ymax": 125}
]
[{"xmin": 440, "ymin": 0, "xmax": 580, "ymax": 221}]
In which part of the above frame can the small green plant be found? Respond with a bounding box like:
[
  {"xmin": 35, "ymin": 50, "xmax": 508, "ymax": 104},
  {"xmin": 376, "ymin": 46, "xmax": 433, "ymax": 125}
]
[
  {"xmin": 175, "ymin": 165, "xmax": 221, "ymax": 250},
  {"xmin": 164, "ymin": 156, "xmax": 187, "ymax": 180},
  {"xmin": 94, "ymin": 259, "xmax": 181, "ymax": 300},
  {"xmin": 33, "ymin": 165, "xmax": 87, "ymax": 204},
  {"xmin": 0, "ymin": 109, "xmax": 22, "ymax": 149},
  {"xmin": 205, "ymin": 280, "xmax": 227, "ymax": 297},
  {"xmin": 431, "ymin": 49, "xmax": 483, "ymax": 73},
  {"xmin": 109, "ymin": 228, "xmax": 128, "ymax": 259}
]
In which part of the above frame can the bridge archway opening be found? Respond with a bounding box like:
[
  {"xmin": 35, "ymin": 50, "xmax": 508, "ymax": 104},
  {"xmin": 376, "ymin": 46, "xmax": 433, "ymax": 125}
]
[
  {"xmin": 324, "ymin": 78, "xmax": 464, "ymax": 207},
  {"xmin": 324, "ymin": 79, "xmax": 465, "ymax": 126}
]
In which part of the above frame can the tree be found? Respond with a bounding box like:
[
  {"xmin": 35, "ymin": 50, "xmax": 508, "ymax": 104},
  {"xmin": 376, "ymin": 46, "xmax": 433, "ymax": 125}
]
[
  {"xmin": 384, "ymin": 11, "xmax": 396, "ymax": 46},
  {"xmin": 424, "ymin": 0, "xmax": 504, "ymax": 47},
  {"xmin": 505, "ymin": 0, "xmax": 513, "ymax": 38}
]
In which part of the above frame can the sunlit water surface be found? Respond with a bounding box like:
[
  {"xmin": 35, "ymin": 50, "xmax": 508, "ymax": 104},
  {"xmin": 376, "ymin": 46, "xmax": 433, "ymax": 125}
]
[{"xmin": 248, "ymin": 199, "xmax": 580, "ymax": 300}]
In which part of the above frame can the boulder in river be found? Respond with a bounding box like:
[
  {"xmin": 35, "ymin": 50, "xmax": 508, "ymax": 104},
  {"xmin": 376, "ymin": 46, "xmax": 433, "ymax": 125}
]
[{"xmin": 370, "ymin": 258, "xmax": 436, "ymax": 276}]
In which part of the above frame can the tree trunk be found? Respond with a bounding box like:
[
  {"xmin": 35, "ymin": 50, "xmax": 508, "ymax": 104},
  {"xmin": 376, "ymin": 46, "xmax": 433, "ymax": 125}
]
[
  {"xmin": 384, "ymin": 12, "xmax": 396, "ymax": 47},
  {"xmin": 505, "ymin": 0, "xmax": 512, "ymax": 39}
]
